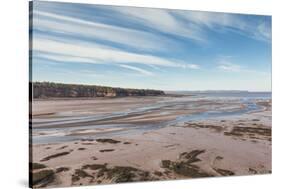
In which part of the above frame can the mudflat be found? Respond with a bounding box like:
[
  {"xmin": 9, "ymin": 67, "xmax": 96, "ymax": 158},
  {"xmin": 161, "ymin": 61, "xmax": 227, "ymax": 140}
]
[{"xmin": 30, "ymin": 95, "xmax": 271, "ymax": 188}]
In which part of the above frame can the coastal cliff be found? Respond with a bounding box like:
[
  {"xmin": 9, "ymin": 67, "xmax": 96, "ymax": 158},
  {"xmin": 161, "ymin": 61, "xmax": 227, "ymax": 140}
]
[{"xmin": 32, "ymin": 82, "xmax": 165, "ymax": 98}]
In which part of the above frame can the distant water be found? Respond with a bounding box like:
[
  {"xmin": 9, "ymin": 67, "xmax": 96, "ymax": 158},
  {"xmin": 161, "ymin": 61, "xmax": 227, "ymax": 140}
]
[{"xmin": 172, "ymin": 91, "xmax": 271, "ymax": 99}]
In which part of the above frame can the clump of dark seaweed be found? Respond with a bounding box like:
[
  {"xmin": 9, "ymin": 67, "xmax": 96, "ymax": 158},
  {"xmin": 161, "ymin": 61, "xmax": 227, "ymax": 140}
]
[
  {"xmin": 31, "ymin": 162, "xmax": 47, "ymax": 170},
  {"xmin": 32, "ymin": 169, "xmax": 55, "ymax": 187},
  {"xmin": 99, "ymin": 149, "xmax": 115, "ymax": 152},
  {"xmin": 96, "ymin": 138, "xmax": 121, "ymax": 144},
  {"xmin": 56, "ymin": 167, "xmax": 70, "ymax": 173},
  {"xmin": 41, "ymin": 151, "xmax": 71, "ymax": 162},
  {"xmin": 79, "ymin": 163, "xmax": 156, "ymax": 183},
  {"xmin": 214, "ymin": 168, "xmax": 235, "ymax": 176},
  {"xmin": 161, "ymin": 150, "xmax": 213, "ymax": 178}
]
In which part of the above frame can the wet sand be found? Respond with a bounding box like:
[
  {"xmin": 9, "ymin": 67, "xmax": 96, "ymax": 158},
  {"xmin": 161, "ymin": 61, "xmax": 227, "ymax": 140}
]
[{"xmin": 30, "ymin": 96, "xmax": 271, "ymax": 188}]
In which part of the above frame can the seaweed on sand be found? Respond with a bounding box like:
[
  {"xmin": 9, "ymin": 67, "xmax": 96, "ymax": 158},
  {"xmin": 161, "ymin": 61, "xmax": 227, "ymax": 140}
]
[
  {"xmin": 99, "ymin": 149, "xmax": 115, "ymax": 152},
  {"xmin": 186, "ymin": 123, "xmax": 224, "ymax": 132},
  {"xmin": 96, "ymin": 138, "xmax": 121, "ymax": 144},
  {"xmin": 224, "ymin": 126, "xmax": 271, "ymax": 140},
  {"xmin": 78, "ymin": 148, "xmax": 86, "ymax": 151},
  {"xmin": 40, "ymin": 151, "xmax": 71, "ymax": 162},
  {"xmin": 32, "ymin": 169, "xmax": 55, "ymax": 187},
  {"xmin": 31, "ymin": 162, "xmax": 47, "ymax": 170},
  {"xmin": 56, "ymin": 167, "xmax": 70, "ymax": 173},
  {"xmin": 161, "ymin": 150, "xmax": 213, "ymax": 178},
  {"xmin": 71, "ymin": 169, "xmax": 94, "ymax": 183},
  {"xmin": 80, "ymin": 163, "xmax": 155, "ymax": 183},
  {"xmin": 214, "ymin": 168, "xmax": 235, "ymax": 176}
]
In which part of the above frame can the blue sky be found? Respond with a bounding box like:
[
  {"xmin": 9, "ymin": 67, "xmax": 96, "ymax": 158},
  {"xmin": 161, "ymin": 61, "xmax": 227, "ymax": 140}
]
[{"xmin": 31, "ymin": 1, "xmax": 272, "ymax": 91}]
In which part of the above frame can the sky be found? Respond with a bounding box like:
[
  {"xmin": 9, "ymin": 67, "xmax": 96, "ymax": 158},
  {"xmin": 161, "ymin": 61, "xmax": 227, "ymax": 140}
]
[{"xmin": 31, "ymin": 1, "xmax": 272, "ymax": 91}]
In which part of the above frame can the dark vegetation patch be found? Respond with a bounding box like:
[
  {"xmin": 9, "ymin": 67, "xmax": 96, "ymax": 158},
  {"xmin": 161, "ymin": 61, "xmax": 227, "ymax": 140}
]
[
  {"xmin": 57, "ymin": 145, "xmax": 68, "ymax": 150},
  {"xmin": 91, "ymin": 156, "xmax": 98, "ymax": 160},
  {"xmin": 96, "ymin": 138, "xmax": 121, "ymax": 144},
  {"xmin": 32, "ymin": 169, "xmax": 55, "ymax": 187},
  {"xmin": 248, "ymin": 168, "xmax": 258, "ymax": 174},
  {"xmin": 56, "ymin": 167, "xmax": 70, "ymax": 173},
  {"xmin": 82, "ymin": 164, "xmax": 107, "ymax": 170},
  {"xmin": 32, "ymin": 162, "xmax": 46, "ymax": 170},
  {"xmin": 71, "ymin": 169, "xmax": 94, "ymax": 183},
  {"xmin": 153, "ymin": 171, "xmax": 163, "ymax": 177},
  {"xmin": 252, "ymin": 119, "xmax": 260, "ymax": 121},
  {"xmin": 81, "ymin": 139, "xmax": 94, "ymax": 142},
  {"xmin": 215, "ymin": 156, "xmax": 224, "ymax": 160},
  {"xmin": 224, "ymin": 126, "xmax": 271, "ymax": 140},
  {"xmin": 81, "ymin": 143, "xmax": 94, "ymax": 145},
  {"xmin": 99, "ymin": 149, "xmax": 115, "ymax": 152},
  {"xmin": 41, "ymin": 151, "xmax": 71, "ymax": 162},
  {"xmin": 123, "ymin": 142, "xmax": 131, "ymax": 144},
  {"xmin": 186, "ymin": 123, "xmax": 224, "ymax": 132},
  {"xmin": 78, "ymin": 148, "xmax": 86, "ymax": 151},
  {"xmin": 161, "ymin": 150, "xmax": 213, "ymax": 178},
  {"xmin": 214, "ymin": 168, "xmax": 235, "ymax": 176},
  {"xmin": 45, "ymin": 147, "xmax": 51, "ymax": 150},
  {"xmin": 76, "ymin": 163, "xmax": 156, "ymax": 184},
  {"xmin": 164, "ymin": 144, "xmax": 179, "ymax": 148}
]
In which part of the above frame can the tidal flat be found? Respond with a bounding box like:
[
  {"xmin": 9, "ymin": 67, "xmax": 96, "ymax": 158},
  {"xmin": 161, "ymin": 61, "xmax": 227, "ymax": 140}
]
[{"xmin": 30, "ymin": 93, "xmax": 272, "ymax": 188}]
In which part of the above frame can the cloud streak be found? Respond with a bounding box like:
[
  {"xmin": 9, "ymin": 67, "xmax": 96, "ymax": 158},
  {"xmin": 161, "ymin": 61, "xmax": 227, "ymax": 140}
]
[
  {"xmin": 218, "ymin": 61, "xmax": 242, "ymax": 72},
  {"xmin": 119, "ymin": 65, "xmax": 154, "ymax": 76},
  {"xmin": 32, "ymin": 10, "xmax": 180, "ymax": 53},
  {"xmin": 174, "ymin": 11, "xmax": 271, "ymax": 42},
  {"xmin": 33, "ymin": 37, "xmax": 197, "ymax": 69}
]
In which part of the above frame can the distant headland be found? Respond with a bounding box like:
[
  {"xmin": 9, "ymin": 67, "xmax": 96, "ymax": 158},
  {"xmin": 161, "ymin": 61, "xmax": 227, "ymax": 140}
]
[{"xmin": 32, "ymin": 82, "xmax": 165, "ymax": 98}]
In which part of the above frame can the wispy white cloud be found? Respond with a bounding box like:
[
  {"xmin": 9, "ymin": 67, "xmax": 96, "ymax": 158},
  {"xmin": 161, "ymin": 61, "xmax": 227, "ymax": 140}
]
[
  {"xmin": 106, "ymin": 7, "xmax": 206, "ymax": 42},
  {"xmin": 33, "ymin": 37, "xmax": 199, "ymax": 69},
  {"xmin": 119, "ymin": 65, "xmax": 154, "ymax": 76},
  {"xmin": 218, "ymin": 61, "xmax": 242, "ymax": 72},
  {"xmin": 217, "ymin": 58, "xmax": 269, "ymax": 75},
  {"xmin": 33, "ymin": 10, "xmax": 178, "ymax": 52},
  {"xmin": 173, "ymin": 11, "xmax": 271, "ymax": 42},
  {"xmin": 183, "ymin": 64, "xmax": 200, "ymax": 69}
]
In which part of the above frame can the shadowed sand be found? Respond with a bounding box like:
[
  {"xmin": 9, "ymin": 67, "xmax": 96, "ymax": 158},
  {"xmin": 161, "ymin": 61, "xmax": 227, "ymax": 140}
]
[{"xmin": 30, "ymin": 96, "xmax": 271, "ymax": 187}]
